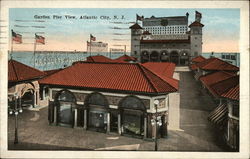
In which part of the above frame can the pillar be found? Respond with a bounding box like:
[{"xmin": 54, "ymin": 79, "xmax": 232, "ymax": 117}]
[
  {"xmin": 144, "ymin": 117, "xmax": 147, "ymax": 139},
  {"xmin": 83, "ymin": 109, "xmax": 87, "ymax": 130},
  {"xmin": 118, "ymin": 113, "xmax": 121, "ymax": 135},
  {"xmin": 33, "ymin": 91, "xmax": 37, "ymax": 108},
  {"xmin": 42, "ymin": 87, "xmax": 46, "ymax": 100},
  {"xmin": 107, "ymin": 112, "xmax": 110, "ymax": 134},
  {"xmin": 74, "ymin": 109, "xmax": 77, "ymax": 128},
  {"xmin": 54, "ymin": 106, "xmax": 57, "ymax": 125}
]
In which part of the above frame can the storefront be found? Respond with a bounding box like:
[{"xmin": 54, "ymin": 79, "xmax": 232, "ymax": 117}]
[
  {"xmin": 55, "ymin": 90, "xmax": 76, "ymax": 127},
  {"xmin": 85, "ymin": 93, "xmax": 109, "ymax": 132},
  {"xmin": 40, "ymin": 62, "xmax": 179, "ymax": 139},
  {"xmin": 119, "ymin": 96, "xmax": 146, "ymax": 138}
]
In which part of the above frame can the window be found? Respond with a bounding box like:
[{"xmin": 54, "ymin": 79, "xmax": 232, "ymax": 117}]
[
  {"xmin": 222, "ymin": 55, "xmax": 226, "ymax": 59},
  {"xmin": 226, "ymin": 55, "xmax": 230, "ymax": 59},
  {"xmin": 134, "ymin": 51, "xmax": 137, "ymax": 55},
  {"xmin": 231, "ymin": 55, "xmax": 236, "ymax": 60}
]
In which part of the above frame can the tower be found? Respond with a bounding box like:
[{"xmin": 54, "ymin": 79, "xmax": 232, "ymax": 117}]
[
  {"xmin": 129, "ymin": 23, "xmax": 142, "ymax": 61},
  {"xmin": 189, "ymin": 11, "xmax": 204, "ymax": 58}
]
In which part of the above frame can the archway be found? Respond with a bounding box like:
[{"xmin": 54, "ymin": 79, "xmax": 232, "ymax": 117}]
[
  {"xmin": 141, "ymin": 51, "xmax": 149, "ymax": 63},
  {"xmin": 160, "ymin": 51, "xmax": 169, "ymax": 62},
  {"xmin": 170, "ymin": 51, "xmax": 179, "ymax": 65},
  {"xmin": 150, "ymin": 51, "xmax": 159, "ymax": 62},
  {"xmin": 85, "ymin": 92, "xmax": 109, "ymax": 132},
  {"xmin": 180, "ymin": 51, "xmax": 189, "ymax": 65},
  {"xmin": 119, "ymin": 96, "xmax": 146, "ymax": 137},
  {"xmin": 55, "ymin": 90, "xmax": 76, "ymax": 127},
  {"xmin": 21, "ymin": 89, "xmax": 34, "ymax": 108}
]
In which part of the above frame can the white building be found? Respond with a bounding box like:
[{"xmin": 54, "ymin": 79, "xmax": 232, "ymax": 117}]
[{"xmin": 130, "ymin": 11, "xmax": 204, "ymax": 65}]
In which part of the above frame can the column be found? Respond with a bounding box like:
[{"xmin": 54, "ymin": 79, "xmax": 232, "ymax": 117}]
[
  {"xmin": 107, "ymin": 112, "xmax": 110, "ymax": 134},
  {"xmin": 118, "ymin": 113, "xmax": 121, "ymax": 135},
  {"xmin": 54, "ymin": 106, "xmax": 57, "ymax": 125},
  {"xmin": 83, "ymin": 109, "xmax": 87, "ymax": 130},
  {"xmin": 33, "ymin": 91, "xmax": 36, "ymax": 108},
  {"xmin": 36, "ymin": 91, "xmax": 39, "ymax": 106},
  {"xmin": 42, "ymin": 87, "xmax": 46, "ymax": 100},
  {"xmin": 74, "ymin": 109, "xmax": 77, "ymax": 128},
  {"xmin": 144, "ymin": 117, "xmax": 147, "ymax": 139}
]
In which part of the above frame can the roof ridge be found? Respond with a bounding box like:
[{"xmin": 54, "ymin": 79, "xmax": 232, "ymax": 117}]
[
  {"xmin": 136, "ymin": 64, "xmax": 158, "ymax": 92},
  {"xmin": 9, "ymin": 59, "xmax": 45, "ymax": 74},
  {"xmin": 139, "ymin": 64, "xmax": 178, "ymax": 91},
  {"xmin": 210, "ymin": 75, "xmax": 239, "ymax": 95},
  {"xmin": 10, "ymin": 60, "xmax": 19, "ymax": 81},
  {"xmin": 214, "ymin": 58, "xmax": 239, "ymax": 68},
  {"xmin": 39, "ymin": 62, "xmax": 75, "ymax": 82},
  {"xmin": 163, "ymin": 63, "xmax": 174, "ymax": 77}
]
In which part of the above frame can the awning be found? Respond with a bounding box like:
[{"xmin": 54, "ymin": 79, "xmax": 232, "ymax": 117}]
[{"xmin": 208, "ymin": 103, "xmax": 228, "ymax": 126}]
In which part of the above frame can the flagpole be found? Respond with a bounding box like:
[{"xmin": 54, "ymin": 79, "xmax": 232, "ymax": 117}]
[
  {"xmin": 10, "ymin": 30, "xmax": 14, "ymax": 58},
  {"xmin": 33, "ymin": 34, "xmax": 37, "ymax": 68},
  {"xmin": 11, "ymin": 35, "xmax": 14, "ymax": 57}
]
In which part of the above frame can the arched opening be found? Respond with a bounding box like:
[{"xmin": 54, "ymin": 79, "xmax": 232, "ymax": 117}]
[
  {"xmin": 85, "ymin": 92, "xmax": 109, "ymax": 132},
  {"xmin": 160, "ymin": 51, "xmax": 169, "ymax": 62},
  {"xmin": 21, "ymin": 89, "xmax": 34, "ymax": 108},
  {"xmin": 170, "ymin": 51, "xmax": 179, "ymax": 65},
  {"xmin": 141, "ymin": 51, "xmax": 149, "ymax": 63},
  {"xmin": 150, "ymin": 51, "xmax": 159, "ymax": 62},
  {"xmin": 180, "ymin": 51, "xmax": 189, "ymax": 65},
  {"xmin": 55, "ymin": 90, "xmax": 76, "ymax": 127},
  {"xmin": 119, "ymin": 96, "xmax": 146, "ymax": 138}
]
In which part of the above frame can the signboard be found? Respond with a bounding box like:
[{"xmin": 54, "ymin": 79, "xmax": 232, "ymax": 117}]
[{"xmin": 87, "ymin": 41, "xmax": 108, "ymax": 53}]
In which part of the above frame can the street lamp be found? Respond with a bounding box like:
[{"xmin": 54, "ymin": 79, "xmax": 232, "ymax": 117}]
[
  {"xmin": 8, "ymin": 93, "xmax": 22, "ymax": 144},
  {"xmin": 153, "ymin": 100, "xmax": 159, "ymax": 151}
]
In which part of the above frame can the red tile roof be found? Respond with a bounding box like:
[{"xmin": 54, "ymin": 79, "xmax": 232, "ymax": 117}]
[
  {"xmin": 191, "ymin": 56, "xmax": 206, "ymax": 63},
  {"xmin": 44, "ymin": 69, "xmax": 63, "ymax": 76},
  {"xmin": 8, "ymin": 60, "xmax": 45, "ymax": 82},
  {"xmin": 129, "ymin": 23, "xmax": 143, "ymax": 29},
  {"xmin": 196, "ymin": 57, "xmax": 239, "ymax": 71},
  {"xmin": 86, "ymin": 55, "xmax": 114, "ymax": 63},
  {"xmin": 142, "ymin": 62, "xmax": 176, "ymax": 78},
  {"xmin": 221, "ymin": 84, "xmax": 239, "ymax": 101},
  {"xmin": 85, "ymin": 55, "xmax": 126, "ymax": 63},
  {"xmin": 200, "ymin": 71, "xmax": 234, "ymax": 87},
  {"xmin": 39, "ymin": 62, "xmax": 178, "ymax": 94},
  {"xmin": 115, "ymin": 55, "xmax": 137, "ymax": 62},
  {"xmin": 190, "ymin": 64, "xmax": 198, "ymax": 70},
  {"xmin": 189, "ymin": 21, "xmax": 204, "ymax": 27},
  {"xmin": 210, "ymin": 75, "xmax": 239, "ymax": 100}
]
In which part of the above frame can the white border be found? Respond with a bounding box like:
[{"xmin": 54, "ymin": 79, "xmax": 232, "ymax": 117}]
[{"xmin": 0, "ymin": 0, "xmax": 249, "ymax": 158}]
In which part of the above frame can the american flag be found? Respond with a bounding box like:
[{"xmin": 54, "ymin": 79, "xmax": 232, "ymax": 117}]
[
  {"xmin": 35, "ymin": 34, "xmax": 45, "ymax": 44},
  {"xmin": 12, "ymin": 30, "xmax": 22, "ymax": 43},
  {"xmin": 136, "ymin": 14, "xmax": 144, "ymax": 21},
  {"xmin": 90, "ymin": 34, "xmax": 96, "ymax": 41}
]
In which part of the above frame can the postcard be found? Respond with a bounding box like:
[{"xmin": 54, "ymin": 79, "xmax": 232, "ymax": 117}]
[{"xmin": 0, "ymin": 0, "xmax": 249, "ymax": 158}]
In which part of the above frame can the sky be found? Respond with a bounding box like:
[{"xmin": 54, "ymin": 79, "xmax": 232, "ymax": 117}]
[{"xmin": 9, "ymin": 8, "xmax": 240, "ymax": 52}]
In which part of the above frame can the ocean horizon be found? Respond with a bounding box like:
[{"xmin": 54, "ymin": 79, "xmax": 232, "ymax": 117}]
[{"xmin": 8, "ymin": 51, "xmax": 240, "ymax": 71}]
